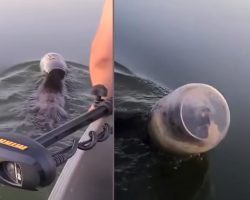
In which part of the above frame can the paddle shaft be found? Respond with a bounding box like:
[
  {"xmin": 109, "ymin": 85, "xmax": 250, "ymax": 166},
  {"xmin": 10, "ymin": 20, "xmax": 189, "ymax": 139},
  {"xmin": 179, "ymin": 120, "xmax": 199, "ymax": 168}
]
[{"xmin": 36, "ymin": 105, "xmax": 109, "ymax": 147}]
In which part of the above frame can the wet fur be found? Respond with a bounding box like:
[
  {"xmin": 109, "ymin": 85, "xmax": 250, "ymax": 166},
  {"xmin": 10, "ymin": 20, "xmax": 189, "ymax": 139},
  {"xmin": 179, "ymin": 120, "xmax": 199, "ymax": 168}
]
[{"xmin": 31, "ymin": 69, "xmax": 67, "ymax": 130}]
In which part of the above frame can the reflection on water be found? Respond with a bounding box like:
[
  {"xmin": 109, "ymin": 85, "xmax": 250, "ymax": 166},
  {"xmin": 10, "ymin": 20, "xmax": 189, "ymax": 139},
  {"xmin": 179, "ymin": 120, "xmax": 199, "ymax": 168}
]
[
  {"xmin": 0, "ymin": 61, "xmax": 91, "ymax": 200},
  {"xmin": 115, "ymin": 63, "xmax": 214, "ymax": 200}
]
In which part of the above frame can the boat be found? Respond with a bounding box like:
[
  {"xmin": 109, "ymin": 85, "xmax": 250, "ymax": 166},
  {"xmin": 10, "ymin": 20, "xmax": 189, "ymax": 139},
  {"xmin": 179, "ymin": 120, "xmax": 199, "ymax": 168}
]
[{"xmin": 48, "ymin": 115, "xmax": 113, "ymax": 200}]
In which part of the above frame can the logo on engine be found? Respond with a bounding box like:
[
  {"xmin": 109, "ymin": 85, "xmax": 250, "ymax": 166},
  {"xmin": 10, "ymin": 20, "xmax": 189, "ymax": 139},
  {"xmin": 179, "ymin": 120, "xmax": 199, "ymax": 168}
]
[{"xmin": 0, "ymin": 138, "xmax": 28, "ymax": 151}]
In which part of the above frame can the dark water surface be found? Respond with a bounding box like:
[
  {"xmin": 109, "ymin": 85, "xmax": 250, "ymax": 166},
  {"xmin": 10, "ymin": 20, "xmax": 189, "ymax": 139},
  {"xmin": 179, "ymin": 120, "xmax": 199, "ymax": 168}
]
[
  {"xmin": 115, "ymin": 63, "xmax": 213, "ymax": 200},
  {"xmin": 0, "ymin": 61, "xmax": 92, "ymax": 199},
  {"xmin": 115, "ymin": 1, "xmax": 250, "ymax": 199}
]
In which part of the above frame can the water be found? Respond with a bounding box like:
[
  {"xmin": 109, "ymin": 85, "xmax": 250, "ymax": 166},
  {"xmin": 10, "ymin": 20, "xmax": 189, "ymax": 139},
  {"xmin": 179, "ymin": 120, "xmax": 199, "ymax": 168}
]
[
  {"xmin": 115, "ymin": 1, "xmax": 250, "ymax": 199},
  {"xmin": 0, "ymin": 61, "xmax": 92, "ymax": 199},
  {"xmin": 0, "ymin": 0, "xmax": 104, "ymax": 70},
  {"xmin": 115, "ymin": 63, "xmax": 213, "ymax": 200},
  {"xmin": 0, "ymin": 0, "xmax": 104, "ymax": 199}
]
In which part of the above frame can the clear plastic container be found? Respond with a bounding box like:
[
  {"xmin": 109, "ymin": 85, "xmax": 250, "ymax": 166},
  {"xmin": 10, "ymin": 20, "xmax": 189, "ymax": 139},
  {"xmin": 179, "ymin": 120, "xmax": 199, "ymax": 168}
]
[
  {"xmin": 40, "ymin": 52, "xmax": 68, "ymax": 74},
  {"xmin": 149, "ymin": 83, "xmax": 230, "ymax": 154}
]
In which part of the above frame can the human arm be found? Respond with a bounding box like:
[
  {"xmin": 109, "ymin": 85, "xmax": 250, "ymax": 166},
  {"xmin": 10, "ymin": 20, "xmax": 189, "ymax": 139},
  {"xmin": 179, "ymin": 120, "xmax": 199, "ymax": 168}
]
[{"xmin": 89, "ymin": 0, "xmax": 113, "ymax": 98}]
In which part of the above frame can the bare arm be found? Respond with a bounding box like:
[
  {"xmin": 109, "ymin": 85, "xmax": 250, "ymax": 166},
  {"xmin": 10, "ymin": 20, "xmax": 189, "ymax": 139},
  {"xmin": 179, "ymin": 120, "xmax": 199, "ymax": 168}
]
[{"xmin": 89, "ymin": 0, "xmax": 113, "ymax": 98}]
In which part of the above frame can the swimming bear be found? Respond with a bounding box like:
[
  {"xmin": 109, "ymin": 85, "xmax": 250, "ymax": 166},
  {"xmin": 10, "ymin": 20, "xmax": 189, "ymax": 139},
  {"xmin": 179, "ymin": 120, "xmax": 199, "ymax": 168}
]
[{"xmin": 31, "ymin": 53, "xmax": 68, "ymax": 130}]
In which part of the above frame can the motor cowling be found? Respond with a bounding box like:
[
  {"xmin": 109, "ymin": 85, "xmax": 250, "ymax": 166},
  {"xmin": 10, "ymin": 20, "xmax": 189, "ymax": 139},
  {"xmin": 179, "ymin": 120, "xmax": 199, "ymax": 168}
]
[{"xmin": 0, "ymin": 133, "xmax": 56, "ymax": 190}]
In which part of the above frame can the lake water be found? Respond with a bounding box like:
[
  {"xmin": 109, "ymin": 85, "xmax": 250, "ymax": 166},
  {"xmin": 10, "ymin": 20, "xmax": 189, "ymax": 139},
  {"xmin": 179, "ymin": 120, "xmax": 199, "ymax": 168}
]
[
  {"xmin": 115, "ymin": 1, "xmax": 250, "ymax": 200},
  {"xmin": 1, "ymin": 0, "xmax": 250, "ymax": 199},
  {"xmin": 0, "ymin": 61, "xmax": 94, "ymax": 199},
  {"xmin": 0, "ymin": 0, "xmax": 104, "ymax": 199},
  {"xmin": 0, "ymin": 0, "xmax": 104, "ymax": 70}
]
